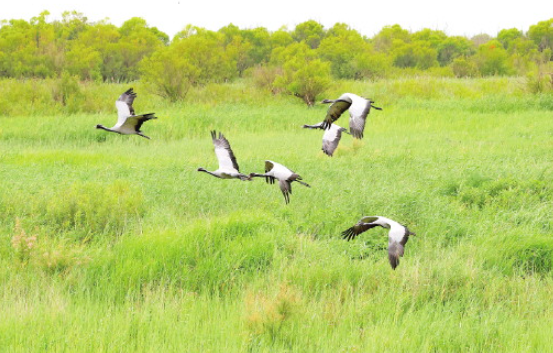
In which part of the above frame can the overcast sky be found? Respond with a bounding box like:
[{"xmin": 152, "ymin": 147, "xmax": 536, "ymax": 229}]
[{"xmin": 1, "ymin": 0, "xmax": 551, "ymax": 38}]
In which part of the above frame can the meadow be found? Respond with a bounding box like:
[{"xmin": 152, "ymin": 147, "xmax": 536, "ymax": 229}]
[{"xmin": 1, "ymin": 77, "xmax": 553, "ymax": 352}]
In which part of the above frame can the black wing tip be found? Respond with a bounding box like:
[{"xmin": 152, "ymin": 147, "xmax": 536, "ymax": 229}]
[
  {"xmin": 124, "ymin": 87, "xmax": 136, "ymax": 96},
  {"xmin": 341, "ymin": 227, "xmax": 357, "ymax": 241},
  {"xmin": 389, "ymin": 256, "xmax": 399, "ymax": 270},
  {"xmin": 321, "ymin": 121, "xmax": 332, "ymax": 130},
  {"xmin": 209, "ymin": 130, "xmax": 225, "ymax": 140},
  {"xmin": 282, "ymin": 191, "xmax": 290, "ymax": 204}
]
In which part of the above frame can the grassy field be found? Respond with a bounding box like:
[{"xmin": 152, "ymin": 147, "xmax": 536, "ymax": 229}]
[{"xmin": 1, "ymin": 77, "xmax": 553, "ymax": 352}]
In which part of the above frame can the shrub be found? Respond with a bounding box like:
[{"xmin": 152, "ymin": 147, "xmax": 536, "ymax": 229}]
[
  {"xmin": 11, "ymin": 218, "xmax": 37, "ymax": 265},
  {"xmin": 250, "ymin": 65, "xmax": 283, "ymax": 94},
  {"xmin": 44, "ymin": 180, "xmax": 145, "ymax": 240},
  {"xmin": 140, "ymin": 33, "xmax": 235, "ymax": 102},
  {"xmin": 51, "ymin": 71, "xmax": 84, "ymax": 113},
  {"xmin": 473, "ymin": 40, "xmax": 513, "ymax": 76},
  {"xmin": 245, "ymin": 283, "xmax": 303, "ymax": 346},
  {"xmin": 451, "ymin": 57, "xmax": 478, "ymax": 78}
]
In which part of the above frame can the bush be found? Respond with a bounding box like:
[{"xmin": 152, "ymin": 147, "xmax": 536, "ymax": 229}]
[
  {"xmin": 51, "ymin": 71, "xmax": 84, "ymax": 113},
  {"xmin": 451, "ymin": 57, "xmax": 478, "ymax": 78},
  {"xmin": 473, "ymin": 40, "xmax": 513, "ymax": 76},
  {"xmin": 250, "ymin": 65, "xmax": 283, "ymax": 94},
  {"xmin": 140, "ymin": 34, "xmax": 235, "ymax": 102},
  {"xmin": 0, "ymin": 180, "xmax": 146, "ymax": 241},
  {"xmin": 44, "ymin": 180, "xmax": 144, "ymax": 240},
  {"xmin": 352, "ymin": 51, "xmax": 391, "ymax": 80}
]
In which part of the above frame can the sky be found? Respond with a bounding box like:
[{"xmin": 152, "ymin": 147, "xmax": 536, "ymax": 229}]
[{"xmin": 1, "ymin": 0, "xmax": 552, "ymax": 39}]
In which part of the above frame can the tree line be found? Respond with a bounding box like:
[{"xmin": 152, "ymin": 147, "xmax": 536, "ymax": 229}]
[{"xmin": 1, "ymin": 11, "xmax": 552, "ymax": 104}]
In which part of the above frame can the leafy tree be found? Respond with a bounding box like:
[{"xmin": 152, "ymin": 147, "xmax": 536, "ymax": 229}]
[
  {"xmin": 241, "ymin": 27, "xmax": 272, "ymax": 64},
  {"xmin": 271, "ymin": 27, "xmax": 294, "ymax": 49},
  {"xmin": 218, "ymin": 24, "xmax": 241, "ymax": 45},
  {"xmin": 497, "ymin": 28, "xmax": 523, "ymax": 49},
  {"xmin": 273, "ymin": 43, "xmax": 330, "ymax": 105},
  {"xmin": 471, "ymin": 33, "xmax": 492, "ymax": 47},
  {"xmin": 117, "ymin": 18, "xmax": 168, "ymax": 81},
  {"xmin": 0, "ymin": 12, "xmax": 60, "ymax": 78},
  {"xmin": 270, "ymin": 41, "xmax": 306, "ymax": 65},
  {"xmin": 2, "ymin": 12, "xmax": 553, "ymax": 86},
  {"xmin": 30, "ymin": 11, "xmax": 58, "ymax": 76},
  {"xmin": 64, "ymin": 43, "xmax": 100, "ymax": 80},
  {"xmin": 318, "ymin": 23, "xmax": 368, "ymax": 79},
  {"xmin": 292, "ymin": 20, "xmax": 325, "ymax": 49},
  {"xmin": 52, "ymin": 71, "xmax": 82, "ymax": 109},
  {"xmin": 508, "ymin": 36, "xmax": 537, "ymax": 55},
  {"xmin": 451, "ymin": 57, "xmax": 478, "ymax": 77},
  {"xmin": 392, "ymin": 41, "xmax": 438, "ymax": 69},
  {"xmin": 141, "ymin": 33, "xmax": 234, "ymax": 101},
  {"xmin": 412, "ymin": 28, "xmax": 447, "ymax": 48},
  {"xmin": 55, "ymin": 11, "xmax": 89, "ymax": 41},
  {"xmin": 526, "ymin": 48, "xmax": 553, "ymax": 93},
  {"xmin": 373, "ymin": 24, "xmax": 410, "ymax": 52},
  {"xmin": 528, "ymin": 19, "xmax": 553, "ymax": 55},
  {"xmin": 75, "ymin": 22, "xmax": 122, "ymax": 81},
  {"xmin": 225, "ymin": 36, "xmax": 254, "ymax": 76},
  {"xmin": 437, "ymin": 36, "xmax": 474, "ymax": 66},
  {"xmin": 508, "ymin": 37, "xmax": 538, "ymax": 74},
  {"xmin": 251, "ymin": 65, "xmax": 283, "ymax": 94},
  {"xmin": 352, "ymin": 50, "xmax": 391, "ymax": 80},
  {"xmin": 140, "ymin": 45, "xmax": 199, "ymax": 101},
  {"xmin": 223, "ymin": 26, "xmax": 272, "ymax": 76},
  {"xmin": 0, "ymin": 19, "xmax": 35, "ymax": 77},
  {"xmin": 473, "ymin": 40, "xmax": 512, "ymax": 76}
]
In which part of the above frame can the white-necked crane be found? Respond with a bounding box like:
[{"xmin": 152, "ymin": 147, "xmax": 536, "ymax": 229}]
[
  {"xmin": 302, "ymin": 122, "xmax": 350, "ymax": 157},
  {"xmin": 197, "ymin": 130, "xmax": 251, "ymax": 181},
  {"xmin": 341, "ymin": 216, "xmax": 415, "ymax": 270},
  {"xmin": 249, "ymin": 160, "xmax": 310, "ymax": 204},
  {"xmin": 321, "ymin": 93, "xmax": 382, "ymax": 139},
  {"xmin": 96, "ymin": 88, "xmax": 157, "ymax": 139}
]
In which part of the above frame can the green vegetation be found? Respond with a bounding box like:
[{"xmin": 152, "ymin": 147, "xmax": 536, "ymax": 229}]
[
  {"xmin": 1, "ymin": 76, "xmax": 553, "ymax": 351},
  {"xmin": 1, "ymin": 12, "xmax": 553, "ymax": 104}
]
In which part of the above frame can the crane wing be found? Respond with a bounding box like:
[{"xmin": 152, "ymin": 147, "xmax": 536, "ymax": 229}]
[
  {"xmin": 212, "ymin": 131, "xmax": 240, "ymax": 171},
  {"xmin": 388, "ymin": 241, "xmax": 404, "ymax": 270},
  {"xmin": 322, "ymin": 99, "xmax": 351, "ymax": 130},
  {"xmin": 115, "ymin": 88, "xmax": 137, "ymax": 127},
  {"xmin": 278, "ymin": 179, "xmax": 292, "ymax": 204},
  {"xmin": 348, "ymin": 97, "xmax": 371, "ymax": 139},
  {"xmin": 264, "ymin": 160, "xmax": 275, "ymax": 173},
  {"xmin": 387, "ymin": 226, "xmax": 411, "ymax": 269},
  {"xmin": 119, "ymin": 113, "xmax": 157, "ymax": 134},
  {"xmin": 322, "ymin": 125, "xmax": 345, "ymax": 157},
  {"xmin": 341, "ymin": 222, "xmax": 378, "ymax": 241}
]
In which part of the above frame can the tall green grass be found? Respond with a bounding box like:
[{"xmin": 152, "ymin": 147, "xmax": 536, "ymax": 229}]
[{"xmin": 1, "ymin": 77, "xmax": 553, "ymax": 351}]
